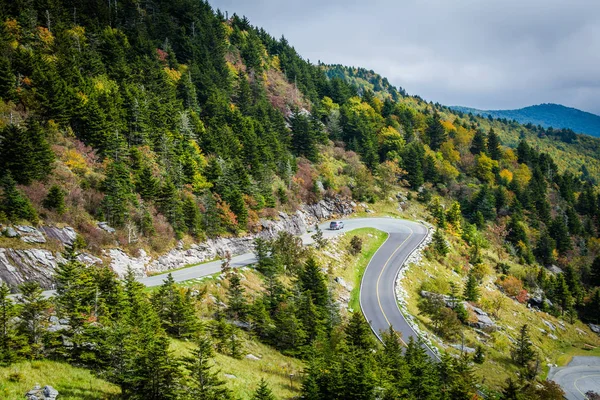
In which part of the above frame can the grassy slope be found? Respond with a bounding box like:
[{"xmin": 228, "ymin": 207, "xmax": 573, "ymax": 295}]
[{"xmin": 0, "ymin": 360, "xmax": 121, "ymax": 399}]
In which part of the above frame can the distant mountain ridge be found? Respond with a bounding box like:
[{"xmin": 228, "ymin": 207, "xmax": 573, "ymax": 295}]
[{"xmin": 450, "ymin": 103, "xmax": 600, "ymax": 137}]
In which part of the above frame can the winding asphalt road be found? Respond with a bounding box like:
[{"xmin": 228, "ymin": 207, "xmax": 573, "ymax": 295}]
[
  {"xmin": 141, "ymin": 217, "xmax": 434, "ymax": 356},
  {"xmin": 37, "ymin": 217, "xmax": 433, "ymax": 356}
]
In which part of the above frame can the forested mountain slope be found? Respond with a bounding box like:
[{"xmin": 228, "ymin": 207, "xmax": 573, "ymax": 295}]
[
  {"xmin": 451, "ymin": 103, "xmax": 600, "ymax": 138},
  {"xmin": 1, "ymin": 0, "xmax": 600, "ymax": 398}
]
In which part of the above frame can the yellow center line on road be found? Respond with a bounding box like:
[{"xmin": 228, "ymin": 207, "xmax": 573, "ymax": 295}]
[
  {"xmin": 375, "ymin": 228, "xmax": 413, "ymax": 345},
  {"xmin": 574, "ymin": 373, "xmax": 600, "ymax": 398}
]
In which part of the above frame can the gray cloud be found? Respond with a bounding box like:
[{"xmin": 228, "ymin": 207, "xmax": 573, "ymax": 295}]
[{"xmin": 209, "ymin": 0, "xmax": 600, "ymax": 114}]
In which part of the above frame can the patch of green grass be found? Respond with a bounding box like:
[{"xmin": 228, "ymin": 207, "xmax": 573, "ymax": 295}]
[
  {"xmin": 0, "ymin": 360, "xmax": 121, "ymax": 399},
  {"xmin": 345, "ymin": 229, "xmax": 388, "ymax": 312},
  {"xmin": 171, "ymin": 338, "xmax": 304, "ymax": 399}
]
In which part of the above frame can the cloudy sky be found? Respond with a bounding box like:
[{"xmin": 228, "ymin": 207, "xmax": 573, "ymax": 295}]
[{"xmin": 209, "ymin": 0, "xmax": 600, "ymax": 115}]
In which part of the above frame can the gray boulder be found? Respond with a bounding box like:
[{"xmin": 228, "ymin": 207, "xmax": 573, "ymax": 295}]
[
  {"xmin": 25, "ymin": 385, "xmax": 58, "ymax": 400},
  {"xmin": 98, "ymin": 222, "xmax": 116, "ymax": 234},
  {"xmin": 450, "ymin": 344, "xmax": 476, "ymax": 353},
  {"xmin": 4, "ymin": 226, "xmax": 18, "ymax": 238},
  {"xmin": 40, "ymin": 226, "xmax": 77, "ymax": 246},
  {"xmin": 16, "ymin": 226, "xmax": 46, "ymax": 244},
  {"xmin": 590, "ymin": 323, "xmax": 600, "ymax": 334}
]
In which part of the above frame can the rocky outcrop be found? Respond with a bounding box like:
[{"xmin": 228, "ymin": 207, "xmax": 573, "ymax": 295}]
[
  {"xmin": 0, "ymin": 248, "xmax": 102, "ymax": 289},
  {"xmin": 0, "ymin": 248, "xmax": 63, "ymax": 288},
  {"xmin": 40, "ymin": 226, "xmax": 77, "ymax": 246},
  {"xmin": 116, "ymin": 197, "xmax": 355, "ymax": 277},
  {"xmin": 1, "ymin": 197, "xmax": 355, "ymax": 286},
  {"xmin": 15, "ymin": 226, "xmax": 46, "ymax": 244}
]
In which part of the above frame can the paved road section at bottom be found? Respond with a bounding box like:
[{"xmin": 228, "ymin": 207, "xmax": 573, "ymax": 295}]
[{"xmin": 549, "ymin": 356, "xmax": 600, "ymax": 400}]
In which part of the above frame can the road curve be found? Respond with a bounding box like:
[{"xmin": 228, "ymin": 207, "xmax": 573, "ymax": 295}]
[
  {"xmin": 141, "ymin": 217, "xmax": 434, "ymax": 357},
  {"xmin": 38, "ymin": 217, "xmax": 434, "ymax": 357}
]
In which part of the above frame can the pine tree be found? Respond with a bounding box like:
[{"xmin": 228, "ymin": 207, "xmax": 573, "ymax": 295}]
[
  {"xmin": 43, "ymin": 185, "xmax": 66, "ymax": 214},
  {"xmin": 152, "ymin": 274, "xmax": 198, "ymax": 338},
  {"xmin": 136, "ymin": 166, "xmax": 159, "ymax": 201},
  {"xmin": 102, "ymin": 161, "xmax": 135, "ymax": 228},
  {"xmin": 500, "ymin": 378, "xmax": 524, "ymax": 400},
  {"xmin": 473, "ymin": 344, "xmax": 485, "ymax": 364},
  {"xmin": 379, "ymin": 325, "xmax": 410, "ymax": 391},
  {"xmin": 550, "ymin": 216, "xmax": 571, "ymax": 255},
  {"xmin": 470, "ymin": 129, "xmax": 487, "ymax": 155},
  {"xmin": 296, "ymin": 291, "xmax": 322, "ymax": 345},
  {"xmin": 226, "ymin": 272, "xmax": 248, "ymax": 321},
  {"xmin": 252, "ymin": 378, "xmax": 276, "ymax": 400},
  {"xmin": 298, "ymin": 257, "xmax": 329, "ymax": 309},
  {"xmin": 463, "ymin": 271, "xmax": 480, "ymax": 302},
  {"xmin": 487, "ymin": 128, "xmax": 502, "ymax": 160},
  {"xmin": 432, "ymin": 229, "xmax": 449, "ymax": 258},
  {"xmin": 54, "ymin": 256, "xmax": 97, "ymax": 345},
  {"xmin": 0, "ymin": 57, "xmax": 16, "ymax": 101},
  {"xmin": 511, "ymin": 324, "xmax": 536, "ymax": 367},
  {"xmin": 17, "ymin": 281, "xmax": 50, "ymax": 359},
  {"xmin": 0, "ymin": 174, "xmax": 38, "ymax": 223},
  {"xmin": 0, "ymin": 283, "xmax": 18, "ymax": 365},
  {"xmin": 425, "ymin": 111, "xmax": 447, "ymax": 150},
  {"xmin": 345, "ymin": 311, "xmax": 374, "ymax": 352},
  {"xmin": 0, "ymin": 122, "xmax": 55, "ymax": 185},
  {"xmin": 272, "ymin": 302, "xmax": 306, "ymax": 354},
  {"xmin": 591, "ymin": 256, "xmax": 600, "ymax": 287},
  {"xmin": 534, "ymin": 231, "xmax": 556, "ymax": 266},
  {"xmin": 404, "ymin": 336, "xmax": 439, "ymax": 399},
  {"xmin": 404, "ymin": 143, "xmax": 424, "ymax": 189}
]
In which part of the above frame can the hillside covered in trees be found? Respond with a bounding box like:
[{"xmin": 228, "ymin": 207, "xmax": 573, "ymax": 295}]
[{"xmin": 1, "ymin": 0, "xmax": 600, "ymax": 398}]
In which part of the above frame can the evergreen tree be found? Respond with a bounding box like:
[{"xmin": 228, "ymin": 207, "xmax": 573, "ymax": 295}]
[
  {"xmin": 102, "ymin": 161, "xmax": 135, "ymax": 227},
  {"xmin": 152, "ymin": 274, "xmax": 198, "ymax": 338},
  {"xmin": 298, "ymin": 257, "xmax": 329, "ymax": 309},
  {"xmin": 379, "ymin": 326, "xmax": 410, "ymax": 396},
  {"xmin": 345, "ymin": 312, "xmax": 374, "ymax": 352},
  {"xmin": 511, "ymin": 324, "xmax": 536, "ymax": 367},
  {"xmin": 0, "ymin": 283, "xmax": 18, "ymax": 365},
  {"xmin": 43, "ymin": 185, "xmax": 66, "ymax": 214},
  {"xmin": 17, "ymin": 281, "xmax": 50, "ymax": 359},
  {"xmin": 311, "ymin": 224, "xmax": 327, "ymax": 249},
  {"xmin": 550, "ymin": 216, "xmax": 571, "ymax": 255},
  {"xmin": 591, "ymin": 256, "xmax": 600, "ymax": 287},
  {"xmin": 463, "ymin": 271, "xmax": 480, "ymax": 302},
  {"xmin": 500, "ymin": 378, "xmax": 524, "ymax": 400},
  {"xmin": 473, "ymin": 344, "xmax": 485, "ymax": 364},
  {"xmin": 432, "ymin": 229, "xmax": 449, "ymax": 258},
  {"xmin": 272, "ymin": 302, "xmax": 306, "ymax": 354},
  {"xmin": 0, "ymin": 121, "xmax": 55, "ymax": 185},
  {"xmin": 296, "ymin": 290, "xmax": 322, "ymax": 345},
  {"xmin": 487, "ymin": 128, "xmax": 502, "ymax": 160},
  {"xmin": 404, "ymin": 143, "xmax": 424, "ymax": 189},
  {"xmin": 404, "ymin": 337, "xmax": 439, "ymax": 399},
  {"xmin": 290, "ymin": 109, "xmax": 321, "ymax": 162},
  {"xmin": 425, "ymin": 111, "xmax": 447, "ymax": 150},
  {"xmin": 136, "ymin": 166, "xmax": 160, "ymax": 201},
  {"xmin": 252, "ymin": 378, "xmax": 276, "ymax": 400},
  {"xmin": 534, "ymin": 231, "xmax": 556, "ymax": 266},
  {"xmin": 470, "ymin": 129, "xmax": 487, "ymax": 155},
  {"xmin": 226, "ymin": 272, "xmax": 248, "ymax": 321},
  {"xmin": 0, "ymin": 174, "xmax": 38, "ymax": 223}
]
